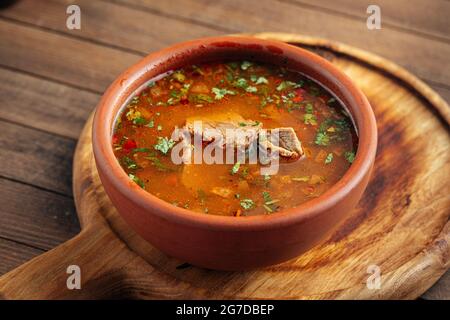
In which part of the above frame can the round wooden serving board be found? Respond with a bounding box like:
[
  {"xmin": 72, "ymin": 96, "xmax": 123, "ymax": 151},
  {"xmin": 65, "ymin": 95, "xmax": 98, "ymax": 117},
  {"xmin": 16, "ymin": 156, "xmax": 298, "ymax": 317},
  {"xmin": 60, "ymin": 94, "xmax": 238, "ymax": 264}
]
[{"xmin": 0, "ymin": 33, "xmax": 448, "ymax": 300}]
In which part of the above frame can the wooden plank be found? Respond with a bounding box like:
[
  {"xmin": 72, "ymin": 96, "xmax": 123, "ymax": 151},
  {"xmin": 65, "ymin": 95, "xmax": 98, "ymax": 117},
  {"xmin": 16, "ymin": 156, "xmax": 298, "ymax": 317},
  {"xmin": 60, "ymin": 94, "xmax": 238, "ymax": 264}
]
[
  {"xmin": 0, "ymin": 120, "xmax": 75, "ymax": 195},
  {"xmin": 0, "ymin": 178, "xmax": 79, "ymax": 250},
  {"xmin": 0, "ymin": 237, "xmax": 44, "ymax": 275},
  {"xmin": 0, "ymin": 19, "xmax": 140, "ymax": 93},
  {"xmin": 1, "ymin": 2, "xmax": 448, "ymax": 106},
  {"xmin": 0, "ymin": 0, "xmax": 221, "ymax": 54},
  {"xmin": 0, "ymin": 68, "xmax": 98, "ymax": 139},
  {"xmin": 114, "ymin": 0, "xmax": 450, "ymax": 86},
  {"xmin": 291, "ymin": 0, "xmax": 450, "ymax": 41}
]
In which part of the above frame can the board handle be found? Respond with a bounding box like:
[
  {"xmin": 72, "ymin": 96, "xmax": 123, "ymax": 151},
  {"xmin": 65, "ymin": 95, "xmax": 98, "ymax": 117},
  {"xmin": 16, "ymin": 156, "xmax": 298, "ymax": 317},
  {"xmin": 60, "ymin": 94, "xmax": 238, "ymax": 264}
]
[
  {"xmin": 0, "ymin": 225, "xmax": 132, "ymax": 299},
  {"xmin": 0, "ymin": 222, "xmax": 206, "ymax": 299}
]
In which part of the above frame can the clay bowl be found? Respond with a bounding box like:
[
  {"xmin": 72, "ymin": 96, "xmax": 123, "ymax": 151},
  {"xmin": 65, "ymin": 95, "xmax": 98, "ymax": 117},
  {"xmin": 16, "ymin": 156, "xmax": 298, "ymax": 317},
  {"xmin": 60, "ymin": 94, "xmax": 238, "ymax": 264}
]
[{"xmin": 92, "ymin": 36, "xmax": 377, "ymax": 271}]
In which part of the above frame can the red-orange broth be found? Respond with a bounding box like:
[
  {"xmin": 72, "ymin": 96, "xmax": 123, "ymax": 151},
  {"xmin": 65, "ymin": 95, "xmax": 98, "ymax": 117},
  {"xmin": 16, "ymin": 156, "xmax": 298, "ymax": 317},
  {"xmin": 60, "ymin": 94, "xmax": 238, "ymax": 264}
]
[{"xmin": 112, "ymin": 61, "xmax": 358, "ymax": 216}]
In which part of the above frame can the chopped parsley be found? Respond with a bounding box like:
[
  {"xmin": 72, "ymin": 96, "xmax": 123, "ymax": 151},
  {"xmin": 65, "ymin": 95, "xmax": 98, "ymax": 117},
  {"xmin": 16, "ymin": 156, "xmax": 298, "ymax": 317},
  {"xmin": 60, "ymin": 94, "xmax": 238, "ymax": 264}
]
[
  {"xmin": 251, "ymin": 75, "xmax": 269, "ymax": 85},
  {"xmin": 154, "ymin": 137, "xmax": 175, "ymax": 155},
  {"xmin": 305, "ymin": 103, "xmax": 314, "ymax": 114},
  {"xmin": 240, "ymin": 199, "xmax": 255, "ymax": 210},
  {"xmin": 325, "ymin": 153, "xmax": 334, "ymax": 164},
  {"xmin": 315, "ymin": 132, "xmax": 330, "ymax": 146},
  {"xmin": 262, "ymin": 191, "xmax": 279, "ymax": 213},
  {"xmin": 132, "ymin": 117, "xmax": 147, "ymax": 125},
  {"xmin": 126, "ymin": 108, "xmax": 141, "ymax": 121},
  {"xmin": 128, "ymin": 173, "xmax": 145, "ymax": 189},
  {"xmin": 146, "ymin": 119, "xmax": 154, "ymax": 128},
  {"xmin": 304, "ymin": 113, "xmax": 317, "ymax": 125},
  {"xmin": 344, "ymin": 151, "xmax": 356, "ymax": 163},
  {"xmin": 132, "ymin": 147, "xmax": 150, "ymax": 153},
  {"xmin": 234, "ymin": 78, "xmax": 248, "ymax": 89},
  {"xmin": 241, "ymin": 61, "xmax": 252, "ymax": 70},
  {"xmin": 245, "ymin": 86, "xmax": 257, "ymax": 93},
  {"xmin": 172, "ymin": 72, "xmax": 185, "ymax": 83},
  {"xmin": 212, "ymin": 87, "xmax": 236, "ymax": 100},
  {"xmin": 231, "ymin": 161, "xmax": 241, "ymax": 174},
  {"xmin": 121, "ymin": 156, "xmax": 138, "ymax": 170},
  {"xmin": 276, "ymin": 80, "xmax": 302, "ymax": 91}
]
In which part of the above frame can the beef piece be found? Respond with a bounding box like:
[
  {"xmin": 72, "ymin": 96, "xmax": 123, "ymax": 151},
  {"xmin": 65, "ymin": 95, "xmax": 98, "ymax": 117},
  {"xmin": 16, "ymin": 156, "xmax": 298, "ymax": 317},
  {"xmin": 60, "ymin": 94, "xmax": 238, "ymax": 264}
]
[
  {"xmin": 185, "ymin": 112, "xmax": 261, "ymax": 148},
  {"xmin": 268, "ymin": 127, "xmax": 304, "ymax": 158},
  {"xmin": 184, "ymin": 112, "xmax": 303, "ymax": 159}
]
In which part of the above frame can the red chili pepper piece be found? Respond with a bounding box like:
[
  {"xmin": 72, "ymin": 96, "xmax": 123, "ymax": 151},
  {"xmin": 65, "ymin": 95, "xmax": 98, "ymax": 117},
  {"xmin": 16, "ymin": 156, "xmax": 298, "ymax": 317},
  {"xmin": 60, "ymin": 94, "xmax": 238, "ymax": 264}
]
[
  {"xmin": 293, "ymin": 88, "xmax": 305, "ymax": 102},
  {"xmin": 180, "ymin": 96, "xmax": 189, "ymax": 105},
  {"xmin": 112, "ymin": 134, "xmax": 119, "ymax": 144},
  {"xmin": 123, "ymin": 139, "xmax": 137, "ymax": 152},
  {"xmin": 293, "ymin": 95, "xmax": 303, "ymax": 103}
]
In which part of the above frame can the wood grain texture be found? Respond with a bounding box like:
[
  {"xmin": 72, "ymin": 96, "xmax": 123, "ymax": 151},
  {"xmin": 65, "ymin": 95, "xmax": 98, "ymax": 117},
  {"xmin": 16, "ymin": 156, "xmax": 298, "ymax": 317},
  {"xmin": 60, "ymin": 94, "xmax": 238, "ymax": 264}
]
[
  {"xmin": 0, "ymin": 0, "xmax": 220, "ymax": 54},
  {"xmin": 0, "ymin": 120, "xmax": 76, "ymax": 195},
  {"xmin": 0, "ymin": 238, "xmax": 44, "ymax": 275},
  {"xmin": 0, "ymin": 19, "xmax": 139, "ymax": 93},
  {"xmin": 116, "ymin": 0, "xmax": 450, "ymax": 86},
  {"xmin": 292, "ymin": 0, "xmax": 450, "ymax": 41},
  {"xmin": 1, "ymin": 0, "xmax": 449, "ymax": 101},
  {"xmin": 0, "ymin": 34, "xmax": 447, "ymax": 299},
  {"xmin": 0, "ymin": 68, "xmax": 98, "ymax": 139},
  {"xmin": 0, "ymin": 178, "xmax": 79, "ymax": 250}
]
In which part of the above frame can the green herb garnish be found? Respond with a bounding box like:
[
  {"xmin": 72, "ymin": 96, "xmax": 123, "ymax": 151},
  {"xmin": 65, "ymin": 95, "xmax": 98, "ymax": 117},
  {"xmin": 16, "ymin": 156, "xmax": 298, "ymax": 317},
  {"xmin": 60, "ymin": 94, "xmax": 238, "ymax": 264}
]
[
  {"xmin": 325, "ymin": 153, "xmax": 334, "ymax": 164},
  {"xmin": 344, "ymin": 151, "xmax": 356, "ymax": 163},
  {"xmin": 154, "ymin": 137, "xmax": 175, "ymax": 155},
  {"xmin": 241, "ymin": 61, "xmax": 252, "ymax": 70},
  {"xmin": 305, "ymin": 103, "xmax": 314, "ymax": 114},
  {"xmin": 172, "ymin": 72, "xmax": 185, "ymax": 83},
  {"xmin": 251, "ymin": 75, "xmax": 269, "ymax": 85},
  {"xmin": 121, "ymin": 156, "xmax": 138, "ymax": 170},
  {"xmin": 132, "ymin": 148, "xmax": 150, "ymax": 153},
  {"xmin": 240, "ymin": 199, "xmax": 255, "ymax": 210},
  {"xmin": 128, "ymin": 173, "xmax": 145, "ymax": 188},
  {"xmin": 245, "ymin": 86, "xmax": 257, "ymax": 93},
  {"xmin": 315, "ymin": 132, "xmax": 330, "ymax": 146},
  {"xmin": 231, "ymin": 161, "xmax": 241, "ymax": 175},
  {"xmin": 212, "ymin": 87, "xmax": 236, "ymax": 100},
  {"xmin": 276, "ymin": 80, "xmax": 301, "ymax": 91},
  {"xmin": 262, "ymin": 191, "xmax": 279, "ymax": 213},
  {"xmin": 304, "ymin": 113, "xmax": 317, "ymax": 125},
  {"xmin": 132, "ymin": 117, "xmax": 147, "ymax": 125},
  {"xmin": 146, "ymin": 119, "xmax": 154, "ymax": 128}
]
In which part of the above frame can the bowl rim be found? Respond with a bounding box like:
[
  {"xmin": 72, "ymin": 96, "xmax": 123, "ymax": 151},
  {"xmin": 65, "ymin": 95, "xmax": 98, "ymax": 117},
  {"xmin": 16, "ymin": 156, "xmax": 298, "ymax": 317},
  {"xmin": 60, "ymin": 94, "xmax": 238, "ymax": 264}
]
[{"xmin": 92, "ymin": 36, "xmax": 377, "ymax": 231}]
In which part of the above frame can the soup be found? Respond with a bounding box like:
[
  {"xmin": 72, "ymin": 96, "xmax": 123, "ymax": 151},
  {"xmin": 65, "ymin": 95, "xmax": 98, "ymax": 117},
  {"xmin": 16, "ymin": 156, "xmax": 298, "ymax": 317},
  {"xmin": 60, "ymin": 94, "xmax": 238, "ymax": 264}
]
[{"xmin": 112, "ymin": 61, "xmax": 358, "ymax": 216}]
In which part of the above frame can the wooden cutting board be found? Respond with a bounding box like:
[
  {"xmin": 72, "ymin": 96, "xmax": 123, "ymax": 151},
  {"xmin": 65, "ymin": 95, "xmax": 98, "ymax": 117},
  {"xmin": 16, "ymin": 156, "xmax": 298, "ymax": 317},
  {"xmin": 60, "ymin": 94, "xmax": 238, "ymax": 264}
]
[{"xmin": 0, "ymin": 33, "xmax": 448, "ymax": 300}]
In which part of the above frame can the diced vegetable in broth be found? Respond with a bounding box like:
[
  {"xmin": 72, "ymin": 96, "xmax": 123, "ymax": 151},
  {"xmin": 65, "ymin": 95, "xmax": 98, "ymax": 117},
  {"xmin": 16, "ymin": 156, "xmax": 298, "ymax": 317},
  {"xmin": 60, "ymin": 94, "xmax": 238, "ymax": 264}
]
[{"xmin": 112, "ymin": 61, "xmax": 358, "ymax": 216}]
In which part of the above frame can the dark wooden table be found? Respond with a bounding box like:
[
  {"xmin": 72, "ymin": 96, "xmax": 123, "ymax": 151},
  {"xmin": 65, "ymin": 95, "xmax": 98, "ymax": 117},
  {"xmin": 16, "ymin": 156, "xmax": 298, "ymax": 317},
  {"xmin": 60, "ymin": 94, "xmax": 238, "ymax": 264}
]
[{"xmin": 0, "ymin": 0, "xmax": 448, "ymax": 299}]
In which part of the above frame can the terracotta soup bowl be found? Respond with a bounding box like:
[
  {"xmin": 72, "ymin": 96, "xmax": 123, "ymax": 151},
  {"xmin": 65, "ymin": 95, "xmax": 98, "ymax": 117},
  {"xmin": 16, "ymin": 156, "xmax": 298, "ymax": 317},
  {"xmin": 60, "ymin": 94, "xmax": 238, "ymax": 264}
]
[{"xmin": 92, "ymin": 36, "xmax": 377, "ymax": 270}]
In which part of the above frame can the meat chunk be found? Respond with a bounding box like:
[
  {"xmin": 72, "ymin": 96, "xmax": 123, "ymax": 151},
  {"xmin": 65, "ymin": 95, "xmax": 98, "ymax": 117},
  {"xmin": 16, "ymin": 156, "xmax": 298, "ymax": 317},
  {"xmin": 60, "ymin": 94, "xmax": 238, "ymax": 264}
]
[
  {"xmin": 184, "ymin": 112, "xmax": 303, "ymax": 159},
  {"xmin": 267, "ymin": 127, "xmax": 304, "ymax": 158},
  {"xmin": 185, "ymin": 112, "xmax": 261, "ymax": 147}
]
